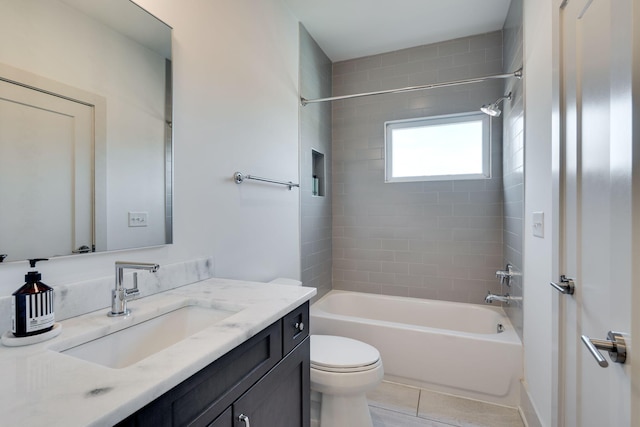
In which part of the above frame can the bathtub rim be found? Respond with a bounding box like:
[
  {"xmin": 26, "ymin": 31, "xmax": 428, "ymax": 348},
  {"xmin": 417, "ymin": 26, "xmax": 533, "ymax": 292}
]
[{"xmin": 311, "ymin": 290, "xmax": 522, "ymax": 344}]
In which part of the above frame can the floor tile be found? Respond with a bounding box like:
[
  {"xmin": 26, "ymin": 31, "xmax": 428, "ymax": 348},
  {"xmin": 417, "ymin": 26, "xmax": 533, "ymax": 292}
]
[
  {"xmin": 367, "ymin": 381, "xmax": 421, "ymax": 416},
  {"xmin": 371, "ymin": 406, "xmax": 453, "ymax": 427},
  {"xmin": 417, "ymin": 389, "xmax": 524, "ymax": 427}
]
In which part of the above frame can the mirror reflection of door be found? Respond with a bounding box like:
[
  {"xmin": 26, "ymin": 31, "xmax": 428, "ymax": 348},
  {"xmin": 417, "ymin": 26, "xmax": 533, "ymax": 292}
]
[{"xmin": 0, "ymin": 79, "xmax": 93, "ymax": 261}]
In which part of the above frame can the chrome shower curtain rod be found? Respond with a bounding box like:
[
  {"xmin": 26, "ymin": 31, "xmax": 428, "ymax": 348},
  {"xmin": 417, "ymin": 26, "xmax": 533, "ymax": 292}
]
[{"xmin": 300, "ymin": 68, "xmax": 522, "ymax": 106}]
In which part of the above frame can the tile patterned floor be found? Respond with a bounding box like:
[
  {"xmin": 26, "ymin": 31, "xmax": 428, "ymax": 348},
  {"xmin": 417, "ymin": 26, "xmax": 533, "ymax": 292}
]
[{"xmin": 367, "ymin": 381, "xmax": 525, "ymax": 427}]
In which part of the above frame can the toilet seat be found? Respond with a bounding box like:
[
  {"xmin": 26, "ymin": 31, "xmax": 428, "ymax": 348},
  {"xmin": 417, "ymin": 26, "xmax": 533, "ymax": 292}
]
[{"xmin": 311, "ymin": 335, "xmax": 381, "ymax": 373}]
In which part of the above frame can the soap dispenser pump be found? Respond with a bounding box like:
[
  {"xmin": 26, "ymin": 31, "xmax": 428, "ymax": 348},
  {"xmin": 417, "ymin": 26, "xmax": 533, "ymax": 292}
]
[{"xmin": 12, "ymin": 258, "xmax": 55, "ymax": 337}]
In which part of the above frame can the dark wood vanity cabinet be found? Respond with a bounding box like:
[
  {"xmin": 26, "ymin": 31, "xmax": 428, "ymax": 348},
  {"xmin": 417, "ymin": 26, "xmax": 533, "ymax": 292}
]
[{"xmin": 117, "ymin": 302, "xmax": 310, "ymax": 427}]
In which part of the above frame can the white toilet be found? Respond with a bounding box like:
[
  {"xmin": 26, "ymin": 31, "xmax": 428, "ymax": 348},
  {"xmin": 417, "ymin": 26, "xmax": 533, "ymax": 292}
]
[
  {"xmin": 310, "ymin": 335, "xmax": 384, "ymax": 427},
  {"xmin": 269, "ymin": 279, "xmax": 384, "ymax": 427}
]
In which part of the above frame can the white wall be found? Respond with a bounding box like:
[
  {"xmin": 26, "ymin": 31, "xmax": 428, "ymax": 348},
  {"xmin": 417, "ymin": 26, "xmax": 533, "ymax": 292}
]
[
  {"xmin": 523, "ymin": 0, "xmax": 555, "ymax": 425},
  {"xmin": 0, "ymin": 0, "xmax": 301, "ymax": 294}
]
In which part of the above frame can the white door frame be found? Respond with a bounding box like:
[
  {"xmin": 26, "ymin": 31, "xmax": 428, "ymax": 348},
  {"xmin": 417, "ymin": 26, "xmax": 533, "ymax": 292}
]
[{"xmin": 0, "ymin": 62, "xmax": 107, "ymax": 252}]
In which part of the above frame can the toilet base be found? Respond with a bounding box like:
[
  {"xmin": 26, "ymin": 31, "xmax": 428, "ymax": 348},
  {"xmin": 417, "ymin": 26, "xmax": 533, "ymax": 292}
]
[
  {"xmin": 319, "ymin": 392, "xmax": 373, "ymax": 427},
  {"xmin": 311, "ymin": 390, "xmax": 321, "ymax": 425}
]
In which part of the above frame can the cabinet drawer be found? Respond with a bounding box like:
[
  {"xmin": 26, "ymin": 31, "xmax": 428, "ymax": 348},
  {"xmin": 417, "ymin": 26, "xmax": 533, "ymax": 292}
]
[
  {"xmin": 179, "ymin": 321, "xmax": 282, "ymax": 426},
  {"xmin": 117, "ymin": 320, "xmax": 283, "ymax": 427},
  {"xmin": 282, "ymin": 302, "xmax": 309, "ymax": 355}
]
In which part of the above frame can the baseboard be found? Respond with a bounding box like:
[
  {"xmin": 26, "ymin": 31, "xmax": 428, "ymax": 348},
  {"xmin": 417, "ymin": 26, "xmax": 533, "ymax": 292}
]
[{"xmin": 519, "ymin": 381, "xmax": 543, "ymax": 427}]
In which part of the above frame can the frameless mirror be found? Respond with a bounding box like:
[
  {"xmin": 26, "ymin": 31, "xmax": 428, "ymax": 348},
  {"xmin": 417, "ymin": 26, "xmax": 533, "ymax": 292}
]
[{"xmin": 0, "ymin": 0, "xmax": 172, "ymax": 262}]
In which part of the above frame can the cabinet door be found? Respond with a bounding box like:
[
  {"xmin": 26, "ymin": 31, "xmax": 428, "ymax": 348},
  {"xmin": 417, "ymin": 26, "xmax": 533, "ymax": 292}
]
[
  {"xmin": 208, "ymin": 407, "xmax": 232, "ymax": 427},
  {"xmin": 234, "ymin": 337, "xmax": 310, "ymax": 427}
]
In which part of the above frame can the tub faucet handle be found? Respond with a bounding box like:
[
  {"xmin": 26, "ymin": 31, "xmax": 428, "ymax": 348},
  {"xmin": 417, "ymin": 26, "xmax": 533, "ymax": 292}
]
[{"xmin": 496, "ymin": 263, "xmax": 515, "ymax": 287}]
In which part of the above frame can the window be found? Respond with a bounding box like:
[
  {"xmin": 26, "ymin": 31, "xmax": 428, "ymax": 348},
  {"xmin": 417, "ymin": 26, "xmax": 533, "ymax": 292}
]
[{"xmin": 384, "ymin": 112, "xmax": 490, "ymax": 182}]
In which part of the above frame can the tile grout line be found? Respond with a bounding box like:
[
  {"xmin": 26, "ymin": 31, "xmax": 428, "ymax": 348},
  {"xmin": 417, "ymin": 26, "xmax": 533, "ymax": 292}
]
[{"xmin": 369, "ymin": 380, "xmax": 524, "ymax": 427}]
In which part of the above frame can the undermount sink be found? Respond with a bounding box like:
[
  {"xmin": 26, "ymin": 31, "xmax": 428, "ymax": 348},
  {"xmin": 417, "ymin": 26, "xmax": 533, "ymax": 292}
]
[{"xmin": 60, "ymin": 305, "xmax": 238, "ymax": 369}]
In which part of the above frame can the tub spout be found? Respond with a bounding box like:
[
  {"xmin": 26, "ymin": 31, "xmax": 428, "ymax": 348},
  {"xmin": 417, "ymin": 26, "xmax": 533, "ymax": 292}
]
[{"xmin": 485, "ymin": 291, "xmax": 511, "ymax": 305}]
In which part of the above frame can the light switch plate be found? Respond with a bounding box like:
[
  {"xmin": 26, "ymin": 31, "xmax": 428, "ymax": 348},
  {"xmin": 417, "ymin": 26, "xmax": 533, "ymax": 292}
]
[
  {"xmin": 128, "ymin": 211, "xmax": 148, "ymax": 227},
  {"xmin": 532, "ymin": 211, "xmax": 544, "ymax": 238}
]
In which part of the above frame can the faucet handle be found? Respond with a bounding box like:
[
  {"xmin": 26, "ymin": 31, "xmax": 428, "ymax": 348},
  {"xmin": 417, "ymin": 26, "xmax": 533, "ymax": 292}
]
[
  {"xmin": 496, "ymin": 263, "xmax": 515, "ymax": 287},
  {"xmin": 124, "ymin": 288, "xmax": 140, "ymax": 298},
  {"xmin": 124, "ymin": 272, "xmax": 140, "ymax": 298}
]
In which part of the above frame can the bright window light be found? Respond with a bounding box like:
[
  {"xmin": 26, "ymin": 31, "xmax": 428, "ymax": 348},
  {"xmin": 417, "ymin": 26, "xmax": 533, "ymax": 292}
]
[{"xmin": 385, "ymin": 112, "xmax": 490, "ymax": 182}]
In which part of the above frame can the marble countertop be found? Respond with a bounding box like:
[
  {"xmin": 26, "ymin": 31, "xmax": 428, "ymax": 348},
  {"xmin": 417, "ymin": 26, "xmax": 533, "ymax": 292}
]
[{"xmin": 0, "ymin": 278, "xmax": 316, "ymax": 427}]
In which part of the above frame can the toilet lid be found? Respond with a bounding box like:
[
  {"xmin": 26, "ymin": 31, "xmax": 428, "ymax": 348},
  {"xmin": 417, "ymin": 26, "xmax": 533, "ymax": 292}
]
[{"xmin": 310, "ymin": 335, "xmax": 380, "ymax": 371}]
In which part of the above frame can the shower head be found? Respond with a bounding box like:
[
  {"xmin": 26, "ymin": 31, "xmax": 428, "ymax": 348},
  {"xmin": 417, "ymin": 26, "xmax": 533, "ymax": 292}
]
[
  {"xmin": 480, "ymin": 103, "xmax": 502, "ymax": 117},
  {"xmin": 480, "ymin": 92, "xmax": 512, "ymax": 117}
]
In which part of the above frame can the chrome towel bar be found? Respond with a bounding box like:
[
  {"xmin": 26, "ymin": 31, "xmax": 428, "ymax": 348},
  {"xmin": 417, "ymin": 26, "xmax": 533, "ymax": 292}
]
[{"xmin": 234, "ymin": 172, "xmax": 299, "ymax": 190}]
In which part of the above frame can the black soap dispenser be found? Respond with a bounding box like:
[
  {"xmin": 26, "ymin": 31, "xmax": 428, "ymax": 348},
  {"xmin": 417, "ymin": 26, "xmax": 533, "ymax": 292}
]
[{"xmin": 12, "ymin": 258, "xmax": 55, "ymax": 337}]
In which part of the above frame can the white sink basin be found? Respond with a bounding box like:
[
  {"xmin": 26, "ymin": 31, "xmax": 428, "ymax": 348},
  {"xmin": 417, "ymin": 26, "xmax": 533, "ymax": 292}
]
[{"xmin": 60, "ymin": 305, "xmax": 237, "ymax": 369}]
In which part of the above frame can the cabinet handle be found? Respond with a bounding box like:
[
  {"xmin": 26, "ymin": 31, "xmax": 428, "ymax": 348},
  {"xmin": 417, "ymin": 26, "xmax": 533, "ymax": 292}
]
[
  {"xmin": 294, "ymin": 321, "xmax": 304, "ymax": 332},
  {"xmin": 238, "ymin": 414, "xmax": 251, "ymax": 426}
]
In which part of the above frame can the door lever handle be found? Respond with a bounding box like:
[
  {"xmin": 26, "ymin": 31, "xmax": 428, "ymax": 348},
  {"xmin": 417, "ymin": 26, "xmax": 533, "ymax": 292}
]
[
  {"xmin": 581, "ymin": 331, "xmax": 627, "ymax": 368},
  {"xmin": 550, "ymin": 275, "xmax": 575, "ymax": 295}
]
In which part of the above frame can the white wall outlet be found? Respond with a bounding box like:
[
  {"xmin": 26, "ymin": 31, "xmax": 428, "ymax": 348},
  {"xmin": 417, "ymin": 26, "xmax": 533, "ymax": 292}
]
[
  {"xmin": 128, "ymin": 211, "xmax": 148, "ymax": 227},
  {"xmin": 532, "ymin": 211, "xmax": 544, "ymax": 238}
]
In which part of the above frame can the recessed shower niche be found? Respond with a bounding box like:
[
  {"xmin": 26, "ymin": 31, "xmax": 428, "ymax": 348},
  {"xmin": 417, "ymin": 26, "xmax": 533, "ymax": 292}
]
[{"xmin": 312, "ymin": 149, "xmax": 325, "ymax": 197}]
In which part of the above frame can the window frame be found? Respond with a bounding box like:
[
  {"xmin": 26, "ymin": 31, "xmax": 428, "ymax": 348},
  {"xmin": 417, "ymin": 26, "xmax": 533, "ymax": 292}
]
[{"xmin": 384, "ymin": 111, "xmax": 491, "ymax": 183}]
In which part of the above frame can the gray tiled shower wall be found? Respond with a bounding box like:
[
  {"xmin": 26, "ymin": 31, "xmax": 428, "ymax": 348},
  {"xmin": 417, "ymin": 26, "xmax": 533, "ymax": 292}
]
[
  {"xmin": 300, "ymin": 25, "xmax": 333, "ymax": 301},
  {"xmin": 331, "ymin": 31, "xmax": 506, "ymax": 303},
  {"xmin": 502, "ymin": 0, "xmax": 524, "ymax": 339}
]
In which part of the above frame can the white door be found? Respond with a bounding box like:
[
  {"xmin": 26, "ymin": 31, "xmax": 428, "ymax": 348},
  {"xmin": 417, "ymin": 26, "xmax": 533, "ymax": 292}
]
[
  {"xmin": 557, "ymin": 0, "xmax": 635, "ymax": 425},
  {"xmin": 0, "ymin": 79, "xmax": 94, "ymax": 261}
]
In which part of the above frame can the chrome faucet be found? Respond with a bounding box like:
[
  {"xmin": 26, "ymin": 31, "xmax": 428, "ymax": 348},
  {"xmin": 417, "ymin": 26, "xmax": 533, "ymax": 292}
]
[
  {"xmin": 496, "ymin": 263, "xmax": 515, "ymax": 287},
  {"xmin": 485, "ymin": 291, "xmax": 511, "ymax": 305},
  {"xmin": 108, "ymin": 261, "xmax": 159, "ymax": 317}
]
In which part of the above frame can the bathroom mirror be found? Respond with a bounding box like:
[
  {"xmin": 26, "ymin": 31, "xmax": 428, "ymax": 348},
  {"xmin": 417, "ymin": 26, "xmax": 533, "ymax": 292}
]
[{"xmin": 0, "ymin": 0, "xmax": 172, "ymax": 262}]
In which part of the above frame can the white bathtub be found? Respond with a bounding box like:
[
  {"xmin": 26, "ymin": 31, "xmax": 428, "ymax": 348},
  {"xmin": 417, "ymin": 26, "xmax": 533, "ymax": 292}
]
[{"xmin": 310, "ymin": 290, "xmax": 523, "ymax": 406}]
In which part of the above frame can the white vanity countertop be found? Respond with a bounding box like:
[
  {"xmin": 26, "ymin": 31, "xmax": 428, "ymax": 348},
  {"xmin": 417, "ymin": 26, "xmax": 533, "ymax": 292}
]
[{"xmin": 0, "ymin": 278, "xmax": 316, "ymax": 427}]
